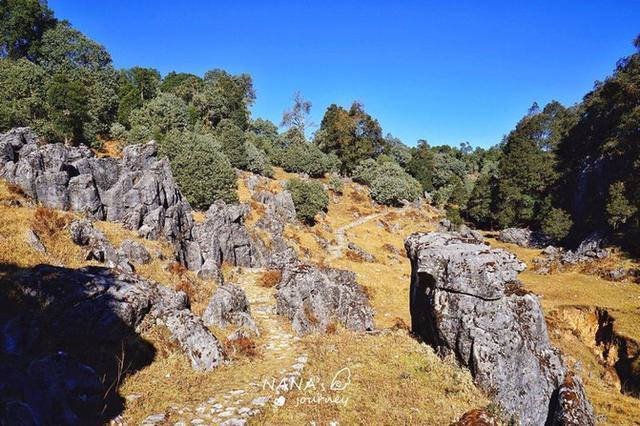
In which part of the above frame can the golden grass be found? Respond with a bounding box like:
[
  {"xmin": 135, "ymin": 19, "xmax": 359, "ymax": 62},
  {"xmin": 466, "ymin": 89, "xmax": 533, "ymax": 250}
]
[{"xmin": 257, "ymin": 331, "xmax": 488, "ymax": 425}]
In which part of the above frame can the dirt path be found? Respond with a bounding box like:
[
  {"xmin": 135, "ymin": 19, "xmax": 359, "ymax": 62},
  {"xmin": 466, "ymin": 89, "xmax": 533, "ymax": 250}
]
[
  {"xmin": 148, "ymin": 270, "xmax": 308, "ymax": 426},
  {"xmin": 327, "ymin": 207, "xmax": 407, "ymax": 259}
]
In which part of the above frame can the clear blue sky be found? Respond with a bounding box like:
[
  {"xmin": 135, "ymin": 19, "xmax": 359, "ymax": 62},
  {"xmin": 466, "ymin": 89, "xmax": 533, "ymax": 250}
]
[{"xmin": 49, "ymin": 0, "xmax": 640, "ymax": 148}]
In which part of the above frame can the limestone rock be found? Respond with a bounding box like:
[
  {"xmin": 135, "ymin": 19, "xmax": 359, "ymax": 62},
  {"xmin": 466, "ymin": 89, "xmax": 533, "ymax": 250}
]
[
  {"xmin": 26, "ymin": 229, "xmax": 46, "ymax": 253},
  {"xmin": 497, "ymin": 227, "xmax": 534, "ymax": 247},
  {"xmin": 347, "ymin": 242, "xmax": 375, "ymax": 262},
  {"xmin": 275, "ymin": 262, "xmax": 375, "ymax": 335},
  {"xmin": 119, "ymin": 239, "xmax": 152, "ymax": 265},
  {"xmin": 404, "ymin": 232, "xmax": 595, "ymax": 426},
  {"xmin": 202, "ymin": 284, "xmax": 258, "ymax": 333}
]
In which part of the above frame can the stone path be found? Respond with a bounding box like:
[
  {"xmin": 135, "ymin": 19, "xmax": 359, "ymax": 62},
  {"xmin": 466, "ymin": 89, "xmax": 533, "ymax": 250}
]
[{"xmin": 143, "ymin": 270, "xmax": 308, "ymax": 426}]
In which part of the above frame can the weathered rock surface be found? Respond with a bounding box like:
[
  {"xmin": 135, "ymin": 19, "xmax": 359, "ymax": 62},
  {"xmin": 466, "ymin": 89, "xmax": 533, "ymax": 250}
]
[
  {"xmin": 202, "ymin": 284, "xmax": 258, "ymax": 333},
  {"xmin": 1, "ymin": 264, "xmax": 225, "ymax": 371},
  {"xmin": 347, "ymin": 242, "xmax": 375, "ymax": 262},
  {"xmin": 497, "ymin": 227, "xmax": 534, "ymax": 247},
  {"xmin": 190, "ymin": 200, "xmax": 264, "ymax": 270},
  {"xmin": 404, "ymin": 232, "xmax": 595, "ymax": 426},
  {"xmin": 275, "ymin": 262, "xmax": 375, "ymax": 335},
  {"xmin": 0, "ymin": 128, "xmax": 194, "ymax": 260},
  {"xmin": 70, "ymin": 219, "xmax": 120, "ymax": 267},
  {"xmin": 120, "ymin": 239, "xmax": 152, "ymax": 265}
]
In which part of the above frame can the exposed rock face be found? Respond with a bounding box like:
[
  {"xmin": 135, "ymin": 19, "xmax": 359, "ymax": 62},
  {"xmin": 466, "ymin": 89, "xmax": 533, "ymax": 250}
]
[
  {"xmin": 0, "ymin": 264, "xmax": 225, "ymax": 424},
  {"xmin": 70, "ymin": 219, "xmax": 121, "ymax": 267},
  {"xmin": 275, "ymin": 262, "xmax": 375, "ymax": 335},
  {"xmin": 120, "ymin": 239, "xmax": 152, "ymax": 265},
  {"xmin": 0, "ymin": 128, "xmax": 194, "ymax": 260},
  {"xmin": 347, "ymin": 242, "xmax": 375, "ymax": 262},
  {"xmin": 1, "ymin": 264, "xmax": 225, "ymax": 371},
  {"xmin": 202, "ymin": 283, "xmax": 258, "ymax": 334},
  {"xmin": 190, "ymin": 200, "xmax": 264, "ymax": 270},
  {"xmin": 497, "ymin": 227, "xmax": 534, "ymax": 247},
  {"xmin": 404, "ymin": 232, "xmax": 595, "ymax": 426}
]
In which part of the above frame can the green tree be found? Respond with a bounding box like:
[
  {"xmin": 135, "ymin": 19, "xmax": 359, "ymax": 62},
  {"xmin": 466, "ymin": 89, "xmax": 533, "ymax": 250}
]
[
  {"xmin": 405, "ymin": 140, "xmax": 435, "ymax": 192},
  {"xmin": 45, "ymin": 72, "xmax": 89, "ymax": 144},
  {"xmin": 607, "ymin": 182, "xmax": 637, "ymax": 230},
  {"xmin": 286, "ymin": 178, "xmax": 329, "ymax": 224},
  {"xmin": 0, "ymin": 58, "xmax": 47, "ymax": 130},
  {"xmin": 129, "ymin": 92, "xmax": 189, "ymax": 138},
  {"xmin": 37, "ymin": 21, "xmax": 111, "ymax": 72},
  {"xmin": 193, "ymin": 69, "xmax": 255, "ymax": 130},
  {"xmin": 116, "ymin": 67, "xmax": 161, "ymax": 126},
  {"xmin": 315, "ymin": 102, "xmax": 385, "ymax": 174},
  {"xmin": 383, "ymin": 134, "xmax": 412, "ymax": 166},
  {"xmin": 279, "ymin": 141, "xmax": 334, "ymax": 177},
  {"xmin": 160, "ymin": 130, "xmax": 237, "ymax": 208},
  {"xmin": 215, "ymin": 118, "xmax": 249, "ymax": 169},
  {"xmin": 465, "ymin": 173, "xmax": 494, "ymax": 227},
  {"xmin": 0, "ymin": 0, "xmax": 56, "ymax": 60},
  {"xmin": 541, "ymin": 208, "xmax": 573, "ymax": 242}
]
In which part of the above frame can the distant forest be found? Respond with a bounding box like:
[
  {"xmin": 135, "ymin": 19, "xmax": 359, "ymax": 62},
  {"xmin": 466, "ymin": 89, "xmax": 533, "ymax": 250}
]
[{"xmin": 1, "ymin": 1, "xmax": 638, "ymax": 253}]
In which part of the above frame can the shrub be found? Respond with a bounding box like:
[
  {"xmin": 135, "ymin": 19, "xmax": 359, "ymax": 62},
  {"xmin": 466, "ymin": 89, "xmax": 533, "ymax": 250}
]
[
  {"xmin": 125, "ymin": 124, "xmax": 152, "ymax": 145},
  {"xmin": 129, "ymin": 92, "xmax": 189, "ymax": 137},
  {"xmin": 31, "ymin": 207, "xmax": 68, "ymax": 238},
  {"xmin": 369, "ymin": 162, "xmax": 421, "ymax": 206},
  {"xmin": 286, "ymin": 178, "xmax": 329, "ymax": 224},
  {"xmin": 216, "ymin": 119, "xmax": 248, "ymax": 169},
  {"xmin": 445, "ymin": 206, "xmax": 464, "ymax": 230},
  {"xmin": 163, "ymin": 131, "xmax": 238, "ymax": 209},
  {"xmin": 280, "ymin": 141, "xmax": 334, "ymax": 177},
  {"xmin": 541, "ymin": 208, "xmax": 573, "ymax": 242},
  {"xmin": 245, "ymin": 140, "xmax": 273, "ymax": 177},
  {"xmin": 328, "ymin": 173, "xmax": 344, "ymax": 195},
  {"xmin": 109, "ymin": 122, "xmax": 127, "ymax": 141},
  {"xmin": 352, "ymin": 158, "xmax": 378, "ymax": 185}
]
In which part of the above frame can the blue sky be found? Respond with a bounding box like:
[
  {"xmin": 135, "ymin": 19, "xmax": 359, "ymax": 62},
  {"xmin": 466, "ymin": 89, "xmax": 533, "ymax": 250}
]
[{"xmin": 49, "ymin": 1, "xmax": 640, "ymax": 148}]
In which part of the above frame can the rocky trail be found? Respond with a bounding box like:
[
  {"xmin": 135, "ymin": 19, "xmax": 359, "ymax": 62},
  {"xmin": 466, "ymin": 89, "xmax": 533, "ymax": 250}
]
[
  {"xmin": 327, "ymin": 207, "xmax": 406, "ymax": 259},
  {"xmin": 149, "ymin": 270, "xmax": 309, "ymax": 426}
]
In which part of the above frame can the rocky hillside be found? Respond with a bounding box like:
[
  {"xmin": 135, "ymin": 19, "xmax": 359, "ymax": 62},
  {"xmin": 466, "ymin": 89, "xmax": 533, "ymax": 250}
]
[{"xmin": 1, "ymin": 128, "xmax": 639, "ymax": 425}]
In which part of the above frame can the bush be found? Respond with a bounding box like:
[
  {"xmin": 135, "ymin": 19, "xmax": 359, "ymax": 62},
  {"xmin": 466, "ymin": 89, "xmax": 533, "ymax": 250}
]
[
  {"xmin": 541, "ymin": 208, "xmax": 573, "ymax": 242},
  {"xmin": 126, "ymin": 124, "xmax": 152, "ymax": 145},
  {"xmin": 358, "ymin": 161, "xmax": 421, "ymax": 206},
  {"xmin": 286, "ymin": 178, "xmax": 329, "ymax": 224},
  {"xmin": 245, "ymin": 140, "xmax": 273, "ymax": 177},
  {"xmin": 280, "ymin": 141, "xmax": 335, "ymax": 177},
  {"xmin": 162, "ymin": 131, "xmax": 238, "ymax": 209},
  {"xmin": 328, "ymin": 173, "xmax": 344, "ymax": 195},
  {"xmin": 215, "ymin": 118, "xmax": 248, "ymax": 169},
  {"xmin": 109, "ymin": 122, "xmax": 127, "ymax": 141},
  {"xmin": 129, "ymin": 92, "xmax": 189, "ymax": 137}
]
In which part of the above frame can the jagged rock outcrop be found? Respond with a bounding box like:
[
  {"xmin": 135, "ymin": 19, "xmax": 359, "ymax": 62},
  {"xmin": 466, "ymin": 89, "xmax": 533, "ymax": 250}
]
[
  {"xmin": 202, "ymin": 283, "xmax": 258, "ymax": 334},
  {"xmin": 404, "ymin": 232, "xmax": 595, "ymax": 426},
  {"xmin": 1, "ymin": 264, "xmax": 225, "ymax": 371},
  {"xmin": 0, "ymin": 128, "xmax": 194, "ymax": 260},
  {"xmin": 0, "ymin": 264, "xmax": 225, "ymax": 425},
  {"xmin": 275, "ymin": 262, "xmax": 375, "ymax": 335},
  {"xmin": 120, "ymin": 239, "xmax": 152, "ymax": 265},
  {"xmin": 189, "ymin": 200, "xmax": 265, "ymax": 270},
  {"xmin": 347, "ymin": 242, "xmax": 375, "ymax": 262}
]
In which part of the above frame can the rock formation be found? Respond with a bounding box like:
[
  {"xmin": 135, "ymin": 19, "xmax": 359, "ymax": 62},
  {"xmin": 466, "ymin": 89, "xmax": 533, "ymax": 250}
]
[
  {"xmin": 0, "ymin": 264, "xmax": 225, "ymax": 424},
  {"xmin": 275, "ymin": 262, "xmax": 375, "ymax": 335},
  {"xmin": 0, "ymin": 128, "xmax": 194, "ymax": 258},
  {"xmin": 404, "ymin": 232, "xmax": 595, "ymax": 426},
  {"xmin": 202, "ymin": 283, "xmax": 258, "ymax": 334}
]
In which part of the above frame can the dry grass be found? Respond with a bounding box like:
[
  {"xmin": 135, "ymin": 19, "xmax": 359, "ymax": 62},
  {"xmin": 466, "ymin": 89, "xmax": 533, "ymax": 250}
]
[
  {"xmin": 30, "ymin": 206, "xmax": 70, "ymax": 238},
  {"xmin": 224, "ymin": 335, "xmax": 258, "ymax": 359},
  {"xmin": 485, "ymin": 237, "xmax": 640, "ymax": 424},
  {"xmin": 257, "ymin": 332, "xmax": 488, "ymax": 425},
  {"xmin": 257, "ymin": 270, "xmax": 282, "ymax": 288}
]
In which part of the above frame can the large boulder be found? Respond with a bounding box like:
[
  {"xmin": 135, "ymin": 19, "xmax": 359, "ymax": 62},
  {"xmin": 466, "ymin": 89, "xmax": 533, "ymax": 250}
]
[
  {"xmin": 190, "ymin": 200, "xmax": 264, "ymax": 270},
  {"xmin": 202, "ymin": 283, "xmax": 257, "ymax": 333},
  {"xmin": 404, "ymin": 232, "xmax": 595, "ymax": 426},
  {"xmin": 497, "ymin": 227, "xmax": 534, "ymax": 247},
  {"xmin": 275, "ymin": 262, "xmax": 375, "ymax": 335}
]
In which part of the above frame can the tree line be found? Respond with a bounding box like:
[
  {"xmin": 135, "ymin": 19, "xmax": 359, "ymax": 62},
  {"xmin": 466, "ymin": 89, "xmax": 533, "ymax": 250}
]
[{"xmin": 1, "ymin": 1, "xmax": 638, "ymax": 251}]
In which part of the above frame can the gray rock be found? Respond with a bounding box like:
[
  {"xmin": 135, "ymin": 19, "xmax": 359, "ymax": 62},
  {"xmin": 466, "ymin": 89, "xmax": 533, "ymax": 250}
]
[
  {"xmin": 5, "ymin": 264, "xmax": 225, "ymax": 371},
  {"xmin": 0, "ymin": 129, "xmax": 194, "ymax": 265},
  {"xmin": 347, "ymin": 242, "xmax": 375, "ymax": 262},
  {"xmin": 0, "ymin": 352, "xmax": 103, "ymax": 426},
  {"xmin": 574, "ymin": 232, "xmax": 609, "ymax": 259},
  {"xmin": 202, "ymin": 284, "xmax": 257, "ymax": 333},
  {"xmin": 197, "ymin": 258, "xmax": 222, "ymax": 282},
  {"xmin": 497, "ymin": 227, "xmax": 533, "ymax": 247},
  {"xmin": 458, "ymin": 224, "xmax": 485, "ymax": 243},
  {"xmin": 405, "ymin": 232, "xmax": 595, "ymax": 426},
  {"xmin": 192, "ymin": 200, "xmax": 263, "ymax": 269},
  {"xmin": 275, "ymin": 262, "xmax": 375, "ymax": 335},
  {"xmin": 26, "ymin": 229, "xmax": 46, "ymax": 253},
  {"xmin": 120, "ymin": 239, "xmax": 152, "ymax": 265},
  {"xmin": 437, "ymin": 218, "xmax": 453, "ymax": 232},
  {"xmin": 69, "ymin": 219, "xmax": 120, "ymax": 267}
]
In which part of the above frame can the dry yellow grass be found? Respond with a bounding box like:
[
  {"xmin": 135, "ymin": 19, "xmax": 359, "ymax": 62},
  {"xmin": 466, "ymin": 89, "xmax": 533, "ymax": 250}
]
[
  {"xmin": 486, "ymin": 237, "xmax": 640, "ymax": 424},
  {"xmin": 258, "ymin": 331, "xmax": 488, "ymax": 425}
]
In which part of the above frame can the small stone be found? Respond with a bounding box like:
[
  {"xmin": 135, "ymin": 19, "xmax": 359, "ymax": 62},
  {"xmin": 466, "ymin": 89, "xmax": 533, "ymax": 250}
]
[
  {"xmin": 252, "ymin": 396, "xmax": 270, "ymax": 406},
  {"xmin": 273, "ymin": 396, "xmax": 286, "ymax": 407}
]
